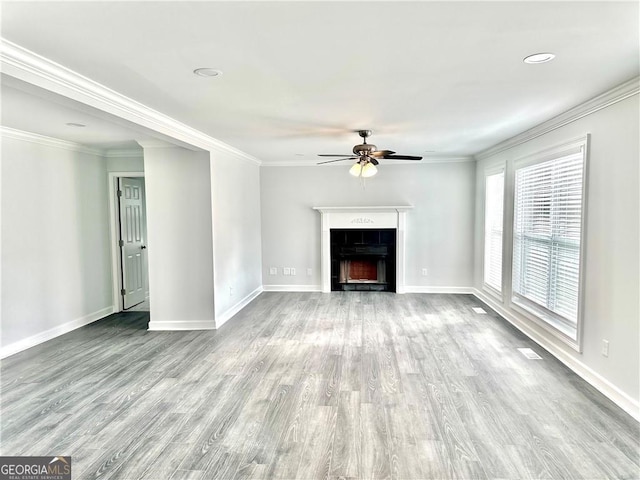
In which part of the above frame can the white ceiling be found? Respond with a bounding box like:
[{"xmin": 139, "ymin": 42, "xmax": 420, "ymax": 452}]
[{"xmin": 1, "ymin": 1, "xmax": 638, "ymax": 164}]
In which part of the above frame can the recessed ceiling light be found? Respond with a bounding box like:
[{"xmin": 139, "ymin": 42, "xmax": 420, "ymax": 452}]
[
  {"xmin": 193, "ymin": 68, "xmax": 223, "ymax": 77},
  {"xmin": 66, "ymin": 122, "xmax": 86, "ymax": 127},
  {"xmin": 523, "ymin": 53, "xmax": 556, "ymax": 64}
]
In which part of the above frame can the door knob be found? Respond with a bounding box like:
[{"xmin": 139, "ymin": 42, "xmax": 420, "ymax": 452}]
[{"xmin": 141, "ymin": 245, "xmax": 147, "ymax": 249}]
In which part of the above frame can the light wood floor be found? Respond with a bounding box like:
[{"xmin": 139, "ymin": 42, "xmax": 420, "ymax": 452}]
[{"xmin": 1, "ymin": 293, "xmax": 638, "ymax": 479}]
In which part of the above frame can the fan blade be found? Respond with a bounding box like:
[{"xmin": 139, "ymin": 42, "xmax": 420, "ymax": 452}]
[
  {"xmin": 318, "ymin": 154, "xmax": 354, "ymax": 157},
  {"xmin": 370, "ymin": 150, "xmax": 395, "ymax": 157},
  {"xmin": 382, "ymin": 155, "xmax": 423, "ymax": 160},
  {"xmin": 317, "ymin": 157, "xmax": 357, "ymax": 165},
  {"xmin": 369, "ymin": 157, "xmax": 379, "ymax": 166}
]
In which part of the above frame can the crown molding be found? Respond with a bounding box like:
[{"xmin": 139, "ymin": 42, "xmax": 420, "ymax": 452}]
[
  {"xmin": 1, "ymin": 126, "xmax": 106, "ymax": 156},
  {"xmin": 475, "ymin": 76, "xmax": 640, "ymax": 161},
  {"xmin": 0, "ymin": 38, "xmax": 262, "ymax": 165},
  {"xmin": 136, "ymin": 139, "xmax": 176, "ymax": 149},
  {"xmin": 1, "ymin": 126, "xmax": 145, "ymax": 159},
  {"xmin": 263, "ymin": 155, "xmax": 474, "ymax": 167}
]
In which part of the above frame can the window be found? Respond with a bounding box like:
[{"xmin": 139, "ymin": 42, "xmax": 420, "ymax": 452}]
[
  {"xmin": 512, "ymin": 139, "xmax": 587, "ymax": 341},
  {"xmin": 483, "ymin": 170, "xmax": 504, "ymax": 292}
]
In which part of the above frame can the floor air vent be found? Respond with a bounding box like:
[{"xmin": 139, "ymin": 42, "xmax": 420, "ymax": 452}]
[
  {"xmin": 518, "ymin": 348, "xmax": 542, "ymax": 360},
  {"xmin": 472, "ymin": 307, "xmax": 487, "ymax": 314}
]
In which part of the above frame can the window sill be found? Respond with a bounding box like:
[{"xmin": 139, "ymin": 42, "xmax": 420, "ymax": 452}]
[{"xmin": 510, "ymin": 297, "xmax": 581, "ymax": 352}]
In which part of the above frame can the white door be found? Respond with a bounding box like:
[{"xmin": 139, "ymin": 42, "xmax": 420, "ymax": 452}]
[{"xmin": 119, "ymin": 177, "xmax": 146, "ymax": 309}]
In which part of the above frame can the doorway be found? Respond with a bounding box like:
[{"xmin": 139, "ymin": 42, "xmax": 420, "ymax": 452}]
[{"xmin": 108, "ymin": 172, "xmax": 150, "ymax": 312}]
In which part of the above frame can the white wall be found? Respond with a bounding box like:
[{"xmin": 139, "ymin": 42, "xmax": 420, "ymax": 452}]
[
  {"xmin": 474, "ymin": 94, "xmax": 639, "ymax": 412},
  {"xmin": 143, "ymin": 146, "xmax": 215, "ymax": 330},
  {"xmin": 106, "ymin": 153, "xmax": 144, "ymax": 173},
  {"xmin": 1, "ymin": 133, "xmax": 113, "ymax": 355},
  {"xmin": 210, "ymin": 151, "xmax": 263, "ymax": 326},
  {"xmin": 260, "ymin": 162, "xmax": 476, "ymax": 290}
]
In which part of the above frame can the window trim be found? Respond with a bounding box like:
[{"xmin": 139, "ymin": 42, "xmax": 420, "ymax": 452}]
[
  {"xmin": 481, "ymin": 164, "xmax": 506, "ymax": 301},
  {"xmin": 509, "ymin": 134, "xmax": 590, "ymax": 352}
]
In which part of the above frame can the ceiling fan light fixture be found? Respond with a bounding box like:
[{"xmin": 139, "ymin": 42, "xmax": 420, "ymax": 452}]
[
  {"xmin": 361, "ymin": 162, "xmax": 378, "ymax": 178},
  {"xmin": 317, "ymin": 130, "xmax": 422, "ymax": 175},
  {"xmin": 349, "ymin": 162, "xmax": 363, "ymax": 177}
]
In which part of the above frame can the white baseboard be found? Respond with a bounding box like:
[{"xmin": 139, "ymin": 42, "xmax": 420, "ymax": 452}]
[
  {"xmin": 0, "ymin": 306, "xmax": 115, "ymax": 359},
  {"xmin": 263, "ymin": 284, "xmax": 322, "ymax": 292},
  {"xmin": 215, "ymin": 286, "xmax": 263, "ymax": 329},
  {"xmin": 405, "ymin": 286, "xmax": 474, "ymax": 294},
  {"xmin": 147, "ymin": 319, "xmax": 216, "ymax": 331},
  {"xmin": 472, "ymin": 288, "xmax": 640, "ymax": 422}
]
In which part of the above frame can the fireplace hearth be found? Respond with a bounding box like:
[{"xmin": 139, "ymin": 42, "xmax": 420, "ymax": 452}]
[{"xmin": 330, "ymin": 229, "xmax": 396, "ymax": 292}]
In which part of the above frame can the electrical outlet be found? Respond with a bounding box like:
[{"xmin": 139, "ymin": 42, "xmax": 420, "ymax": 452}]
[
  {"xmin": 307, "ymin": 268, "xmax": 312, "ymax": 276},
  {"xmin": 602, "ymin": 339, "xmax": 609, "ymax": 357},
  {"xmin": 290, "ymin": 268, "xmax": 296, "ymax": 276},
  {"xmin": 421, "ymin": 268, "xmax": 428, "ymax": 276},
  {"xmin": 269, "ymin": 267, "xmax": 277, "ymax": 275},
  {"xmin": 229, "ymin": 286, "xmax": 234, "ymax": 297},
  {"xmin": 283, "ymin": 267, "xmax": 291, "ymax": 276}
]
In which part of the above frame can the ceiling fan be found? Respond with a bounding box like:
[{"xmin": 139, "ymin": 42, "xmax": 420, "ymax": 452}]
[{"xmin": 317, "ymin": 130, "xmax": 422, "ymax": 177}]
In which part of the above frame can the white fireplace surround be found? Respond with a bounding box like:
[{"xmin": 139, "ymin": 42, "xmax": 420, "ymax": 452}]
[{"xmin": 312, "ymin": 206, "xmax": 413, "ymax": 293}]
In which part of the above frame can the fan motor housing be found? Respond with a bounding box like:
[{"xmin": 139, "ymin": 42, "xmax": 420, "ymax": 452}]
[{"xmin": 353, "ymin": 143, "xmax": 377, "ymax": 155}]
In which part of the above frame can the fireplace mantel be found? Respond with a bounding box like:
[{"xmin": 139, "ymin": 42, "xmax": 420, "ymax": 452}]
[
  {"xmin": 312, "ymin": 206, "xmax": 413, "ymax": 213},
  {"xmin": 313, "ymin": 206, "xmax": 413, "ymax": 293}
]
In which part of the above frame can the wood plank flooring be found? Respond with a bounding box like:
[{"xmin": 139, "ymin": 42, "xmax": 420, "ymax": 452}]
[{"xmin": 1, "ymin": 292, "xmax": 638, "ymax": 479}]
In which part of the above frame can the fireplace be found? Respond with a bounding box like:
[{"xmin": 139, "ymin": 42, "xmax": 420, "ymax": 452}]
[
  {"xmin": 331, "ymin": 229, "xmax": 396, "ymax": 292},
  {"xmin": 313, "ymin": 206, "xmax": 412, "ymax": 293}
]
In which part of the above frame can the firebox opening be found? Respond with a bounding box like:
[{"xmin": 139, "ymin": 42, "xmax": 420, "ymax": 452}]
[
  {"xmin": 330, "ymin": 228, "xmax": 396, "ymax": 292},
  {"xmin": 339, "ymin": 259, "xmax": 386, "ymax": 284}
]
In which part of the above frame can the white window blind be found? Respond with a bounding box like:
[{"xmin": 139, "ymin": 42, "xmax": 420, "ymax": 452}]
[
  {"xmin": 484, "ymin": 171, "xmax": 504, "ymax": 292},
  {"xmin": 512, "ymin": 149, "xmax": 585, "ymax": 335}
]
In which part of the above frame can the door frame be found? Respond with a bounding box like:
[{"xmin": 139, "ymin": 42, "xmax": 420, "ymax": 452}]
[{"xmin": 108, "ymin": 171, "xmax": 146, "ymax": 312}]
